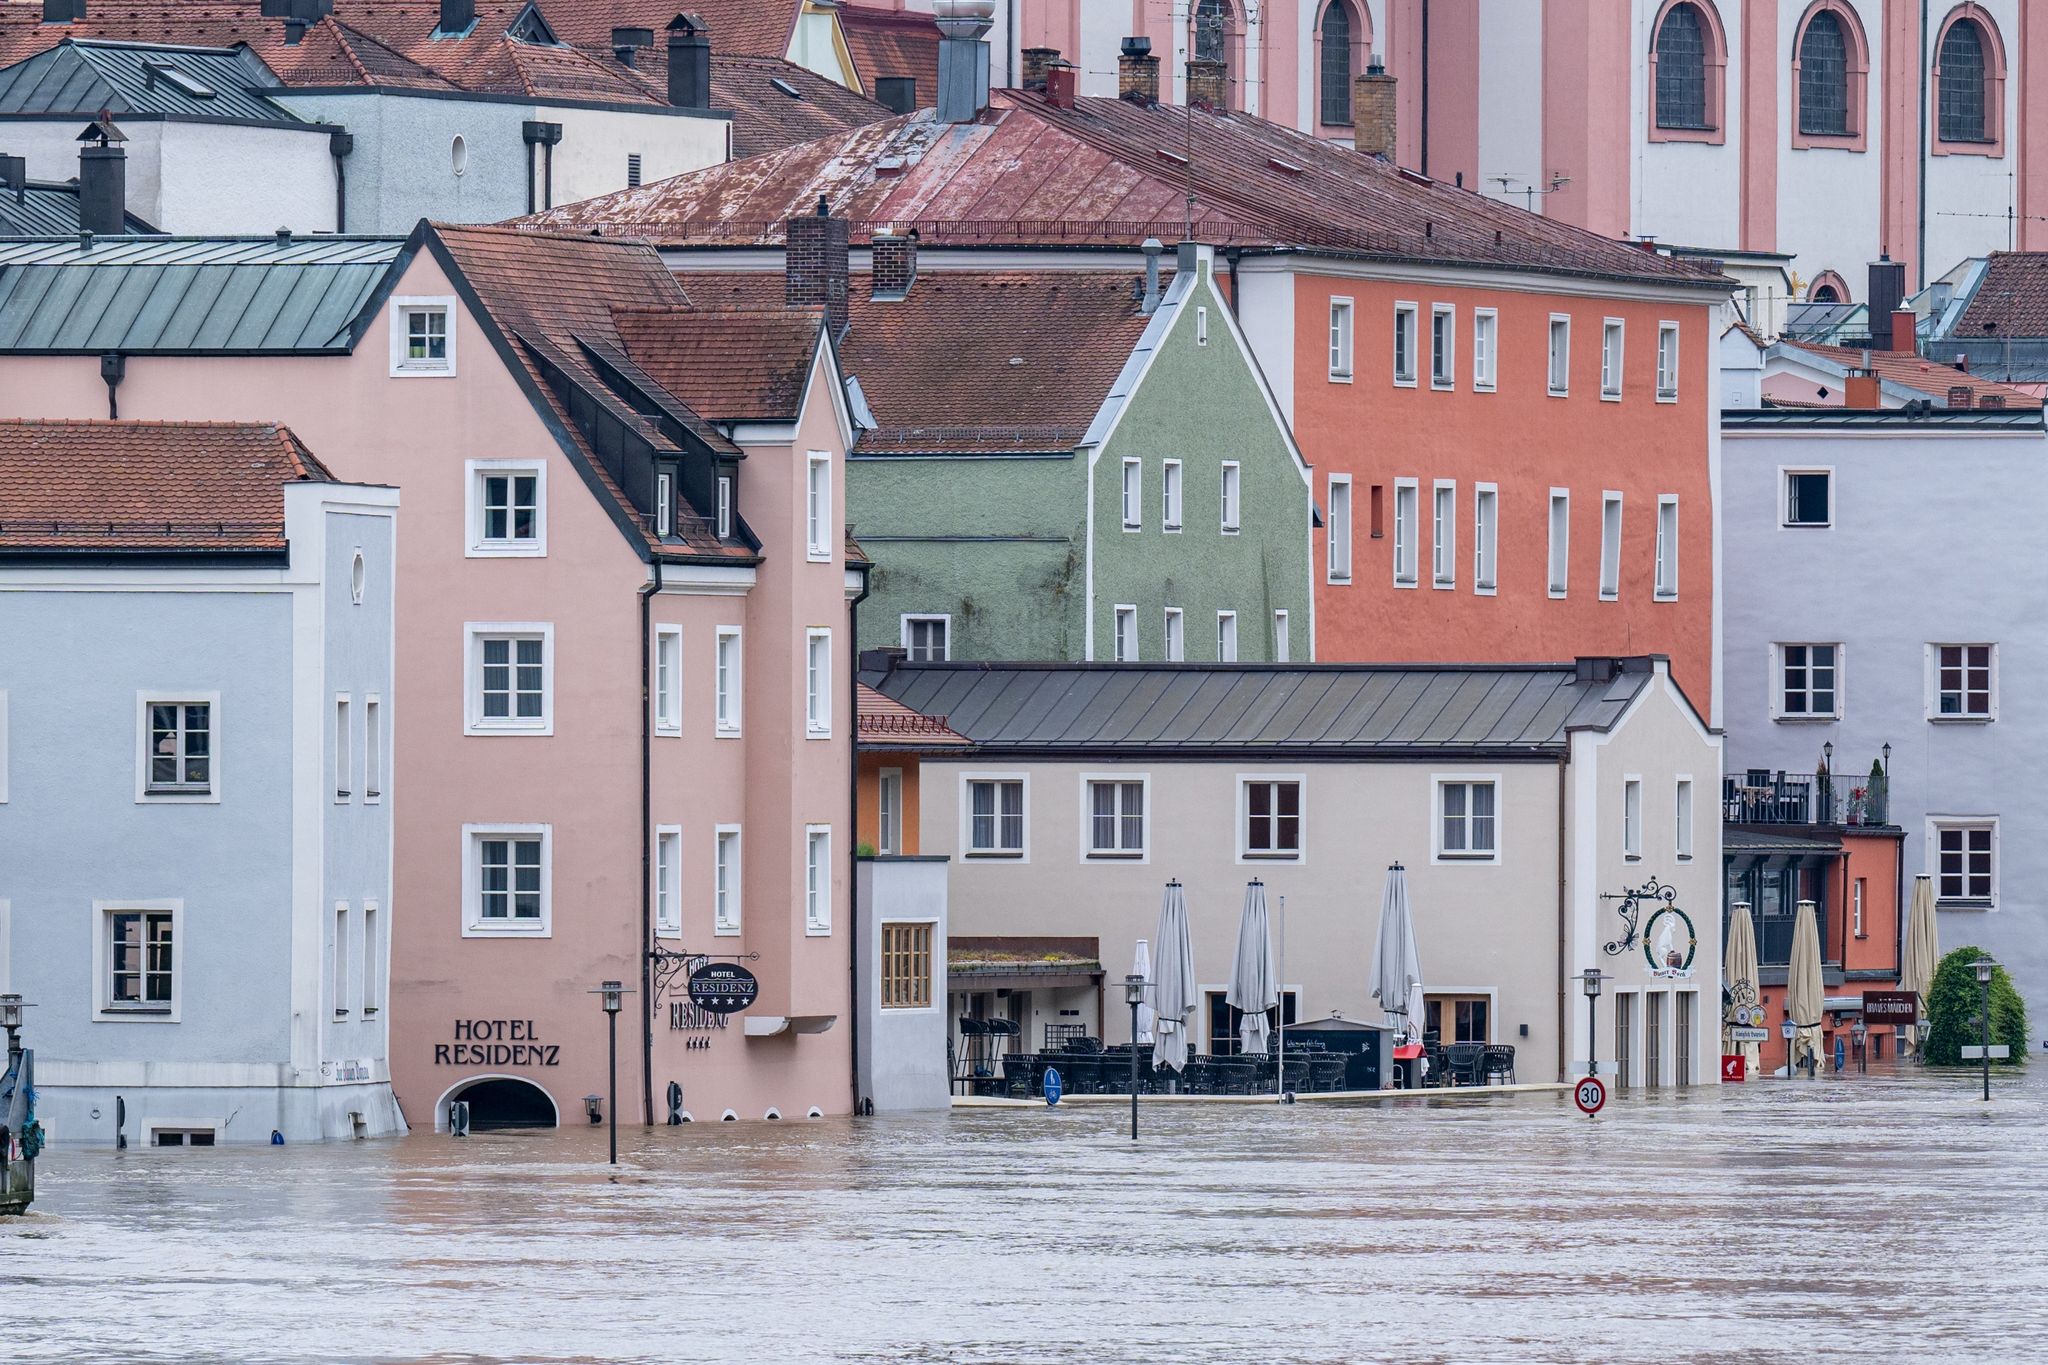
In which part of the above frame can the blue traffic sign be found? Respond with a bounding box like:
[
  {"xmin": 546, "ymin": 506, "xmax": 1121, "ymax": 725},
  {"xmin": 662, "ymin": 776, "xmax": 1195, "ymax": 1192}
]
[{"xmin": 1043, "ymin": 1066, "xmax": 1063, "ymax": 1106}]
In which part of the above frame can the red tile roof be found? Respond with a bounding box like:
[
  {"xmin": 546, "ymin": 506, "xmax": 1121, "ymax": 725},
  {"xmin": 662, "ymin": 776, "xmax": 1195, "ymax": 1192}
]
[
  {"xmin": 544, "ymin": 0, "xmax": 799, "ymax": 60},
  {"xmin": 613, "ymin": 302, "xmax": 822, "ymax": 422},
  {"xmin": 1957, "ymin": 253, "xmax": 2048, "ymax": 339},
  {"xmin": 676, "ymin": 268, "xmax": 1151, "ymax": 452},
  {"xmin": 534, "ymin": 90, "xmax": 1729, "ymax": 291},
  {"xmin": 857, "ymin": 682, "xmax": 967, "ymax": 746},
  {"xmin": 1779, "ymin": 339, "xmax": 2043, "ymax": 409},
  {"xmin": 0, "ymin": 417, "xmax": 330, "ymax": 552},
  {"xmin": 838, "ymin": 2, "xmax": 936, "ymax": 105}
]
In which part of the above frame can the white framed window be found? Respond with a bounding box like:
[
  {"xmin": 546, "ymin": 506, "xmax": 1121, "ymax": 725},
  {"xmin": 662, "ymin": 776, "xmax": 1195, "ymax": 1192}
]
[
  {"xmin": 805, "ymin": 825, "xmax": 832, "ymax": 934},
  {"xmin": 655, "ymin": 471, "xmax": 673, "ymax": 538},
  {"xmin": 1852, "ymin": 879, "xmax": 1865, "ymax": 937},
  {"xmin": 137, "ymin": 693, "xmax": 219, "ymax": 803},
  {"xmin": 1473, "ymin": 308, "xmax": 1498, "ymax": 391},
  {"xmin": 806, "ymin": 451, "xmax": 832, "ymax": 560},
  {"xmin": 654, "ymin": 625, "xmax": 682, "ymax": 736},
  {"xmin": 1393, "ymin": 478, "xmax": 1419, "ymax": 586},
  {"xmin": 390, "ymin": 296, "xmax": 455, "ymax": 376},
  {"xmin": 333, "ymin": 693, "xmax": 352, "ymax": 802},
  {"xmin": 1599, "ymin": 493, "xmax": 1622, "ymax": 600},
  {"xmin": 1776, "ymin": 643, "xmax": 1841, "ymax": 719},
  {"xmin": 902, "ymin": 614, "xmax": 950, "ymax": 662},
  {"xmin": 332, "ymin": 900, "xmax": 351, "ymax": 1017},
  {"xmin": 1783, "ymin": 468, "xmax": 1832, "ymax": 527},
  {"xmin": 1654, "ymin": 495, "xmax": 1679, "ymax": 600},
  {"xmin": 1656, "ymin": 322, "xmax": 1679, "ymax": 400},
  {"xmin": 464, "ymin": 624, "xmax": 552, "ymax": 735},
  {"xmin": 466, "ymin": 459, "xmax": 546, "ymax": 557},
  {"xmin": 1163, "ymin": 607, "xmax": 1186, "ymax": 661},
  {"xmin": 1327, "ymin": 474, "xmax": 1352, "ymax": 582},
  {"xmin": 1473, "ymin": 484, "xmax": 1498, "ymax": 594},
  {"xmin": 1600, "ymin": 318, "xmax": 1625, "ymax": 399},
  {"xmin": 1240, "ymin": 776, "xmax": 1305, "ymax": 861},
  {"xmin": 1328, "ymin": 297, "xmax": 1354, "ymax": 379},
  {"xmin": 1931, "ymin": 819, "xmax": 1996, "ymax": 907},
  {"xmin": 716, "ymin": 475, "xmax": 733, "ymax": 539},
  {"xmin": 364, "ymin": 696, "xmax": 382, "ymax": 802},
  {"xmin": 1432, "ymin": 480, "xmax": 1457, "ymax": 588},
  {"xmin": 1430, "ymin": 304, "xmax": 1455, "ymax": 388},
  {"xmin": 1082, "ymin": 775, "xmax": 1148, "ymax": 859},
  {"xmin": 1220, "ymin": 461, "xmax": 1241, "ymax": 533},
  {"xmin": 361, "ymin": 900, "xmax": 382, "ymax": 1014},
  {"xmin": 1114, "ymin": 606, "xmax": 1138, "ymax": 662},
  {"xmin": 1393, "ymin": 302, "xmax": 1418, "ymax": 385},
  {"xmin": 877, "ymin": 769, "xmax": 904, "ymax": 854},
  {"xmin": 1623, "ymin": 776, "xmax": 1643, "ymax": 859},
  {"xmin": 962, "ymin": 774, "xmax": 1027, "ymax": 859},
  {"xmin": 461, "ymin": 824, "xmax": 551, "ymax": 937},
  {"xmin": 1121, "ymin": 457, "xmax": 1143, "ymax": 530},
  {"xmin": 1216, "ymin": 610, "xmax": 1238, "ymax": 662},
  {"xmin": 713, "ymin": 825, "xmax": 743, "ymax": 933},
  {"xmin": 1931, "ymin": 643, "xmax": 1995, "ymax": 720},
  {"xmin": 880, "ymin": 920, "xmax": 936, "ymax": 1009},
  {"xmin": 1272, "ymin": 608, "xmax": 1290, "ymax": 660},
  {"xmin": 94, "ymin": 899, "xmax": 182, "ymax": 1021},
  {"xmin": 1674, "ymin": 778, "xmax": 1693, "ymax": 860},
  {"xmin": 1196, "ymin": 305, "xmax": 1209, "ymax": 346},
  {"xmin": 1161, "ymin": 459, "xmax": 1184, "ymax": 530},
  {"xmin": 1547, "ymin": 490, "xmax": 1569, "ymax": 597},
  {"xmin": 1547, "ymin": 314, "xmax": 1571, "ymax": 395},
  {"xmin": 806, "ymin": 627, "xmax": 832, "ymax": 737},
  {"xmin": 1434, "ymin": 777, "xmax": 1500, "ymax": 863},
  {"xmin": 715, "ymin": 627, "xmax": 742, "ymax": 735}
]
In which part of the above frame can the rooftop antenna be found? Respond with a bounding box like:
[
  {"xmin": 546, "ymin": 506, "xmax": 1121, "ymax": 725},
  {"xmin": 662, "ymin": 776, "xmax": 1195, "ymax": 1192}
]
[{"xmin": 1488, "ymin": 171, "xmax": 1571, "ymax": 216}]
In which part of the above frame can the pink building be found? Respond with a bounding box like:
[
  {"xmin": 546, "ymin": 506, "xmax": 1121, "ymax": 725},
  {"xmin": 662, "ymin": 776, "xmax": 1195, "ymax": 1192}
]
[
  {"xmin": 0, "ymin": 226, "xmax": 859, "ymax": 1129},
  {"xmin": 903, "ymin": 1, "xmax": 2045, "ymax": 295}
]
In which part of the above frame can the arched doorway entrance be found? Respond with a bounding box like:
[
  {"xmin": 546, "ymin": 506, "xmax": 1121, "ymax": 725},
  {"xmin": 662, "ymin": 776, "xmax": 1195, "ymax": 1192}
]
[{"xmin": 440, "ymin": 1076, "xmax": 558, "ymax": 1130}]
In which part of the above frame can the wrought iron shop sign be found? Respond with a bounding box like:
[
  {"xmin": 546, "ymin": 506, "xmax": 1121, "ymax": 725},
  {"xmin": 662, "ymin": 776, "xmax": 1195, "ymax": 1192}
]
[
  {"xmin": 687, "ymin": 962, "xmax": 759, "ymax": 1015},
  {"xmin": 1601, "ymin": 876, "xmax": 1697, "ymax": 978}
]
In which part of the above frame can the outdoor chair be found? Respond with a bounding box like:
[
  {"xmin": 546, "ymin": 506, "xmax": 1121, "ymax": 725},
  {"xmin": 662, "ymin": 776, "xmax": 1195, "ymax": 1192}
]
[
  {"xmin": 1445, "ymin": 1042, "xmax": 1487, "ymax": 1086},
  {"xmin": 1004, "ymin": 1054, "xmax": 1039, "ymax": 1098},
  {"xmin": 1482, "ymin": 1046, "xmax": 1516, "ymax": 1085},
  {"xmin": 1311, "ymin": 1055, "xmax": 1349, "ymax": 1092}
]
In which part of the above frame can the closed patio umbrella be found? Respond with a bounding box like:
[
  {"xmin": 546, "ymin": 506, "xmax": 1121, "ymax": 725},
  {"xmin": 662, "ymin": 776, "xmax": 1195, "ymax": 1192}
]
[
  {"xmin": 1723, "ymin": 902, "xmax": 1762, "ymax": 1073},
  {"xmin": 1151, "ymin": 882, "xmax": 1197, "ymax": 1074},
  {"xmin": 1131, "ymin": 938, "xmax": 1156, "ymax": 1045},
  {"xmin": 1370, "ymin": 863, "xmax": 1425, "ymax": 1042},
  {"xmin": 1900, "ymin": 875, "xmax": 1939, "ymax": 1056},
  {"xmin": 1228, "ymin": 880, "xmax": 1279, "ymax": 1059},
  {"xmin": 1785, "ymin": 898, "xmax": 1825, "ymax": 1075}
]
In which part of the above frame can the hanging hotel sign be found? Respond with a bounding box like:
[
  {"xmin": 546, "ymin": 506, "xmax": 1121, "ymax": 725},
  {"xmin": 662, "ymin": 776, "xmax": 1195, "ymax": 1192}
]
[
  {"xmin": 687, "ymin": 962, "xmax": 759, "ymax": 1015},
  {"xmin": 1600, "ymin": 877, "xmax": 1696, "ymax": 978}
]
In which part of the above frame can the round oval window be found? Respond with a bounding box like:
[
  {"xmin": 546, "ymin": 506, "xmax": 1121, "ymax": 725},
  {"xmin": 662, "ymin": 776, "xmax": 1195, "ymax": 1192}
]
[
  {"xmin": 451, "ymin": 135, "xmax": 468, "ymax": 176},
  {"xmin": 350, "ymin": 550, "xmax": 366, "ymax": 604}
]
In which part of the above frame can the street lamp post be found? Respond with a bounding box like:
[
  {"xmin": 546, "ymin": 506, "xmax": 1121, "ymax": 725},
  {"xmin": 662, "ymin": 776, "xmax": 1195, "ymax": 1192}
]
[
  {"xmin": 591, "ymin": 980, "xmax": 632, "ymax": 1164},
  {"xmin": 1581, "ymin": 968, "xmax": 1609, "ymax": 1079},
  {"xmin": 1852, "ymin": 1018, "xmax": 1868, "ymax": 1074},
  {"xmin": 1123, "ymin": 973, "xmax": 1145, "ymax": 1141},
  {"xmin": 1975, "ymin": 955, "xmax": 1999, "ymax": 1102}
]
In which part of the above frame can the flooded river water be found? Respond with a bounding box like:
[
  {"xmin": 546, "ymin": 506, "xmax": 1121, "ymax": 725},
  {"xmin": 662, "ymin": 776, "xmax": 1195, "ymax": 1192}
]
[{"xmin": 7, "ymin": 1066, "xmax": 2046, "ymax": 1363}]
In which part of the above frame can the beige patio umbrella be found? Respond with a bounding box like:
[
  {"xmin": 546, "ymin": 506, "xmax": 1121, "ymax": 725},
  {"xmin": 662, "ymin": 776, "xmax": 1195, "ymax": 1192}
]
[
  {"xmin": 1899, "ymin": 874, "xmax": 1940, "ymax": 1056},
  {"xmin": 1785, "ymin": 898, "xmax": 1826, "ymax": 1076},
  {"xmin": 1723, "ymin": 902, "xmax": 1762, "ymax": 1074}
]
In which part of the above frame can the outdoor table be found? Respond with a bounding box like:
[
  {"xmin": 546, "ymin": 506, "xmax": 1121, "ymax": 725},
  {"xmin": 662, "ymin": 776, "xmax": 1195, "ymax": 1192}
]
[{"xmin": 1392, "ymin": 1043, "xmax": 1424, "ymax": 1090}]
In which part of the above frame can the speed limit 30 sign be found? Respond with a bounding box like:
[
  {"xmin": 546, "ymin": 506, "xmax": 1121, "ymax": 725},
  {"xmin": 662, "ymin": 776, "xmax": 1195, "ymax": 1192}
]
[{"xmin": 1574, "ymin": 1075, "xmax": 1607, "ymax": 1116}]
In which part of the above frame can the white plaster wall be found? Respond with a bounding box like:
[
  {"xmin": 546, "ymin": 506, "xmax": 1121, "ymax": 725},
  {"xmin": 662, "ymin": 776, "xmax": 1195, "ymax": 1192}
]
[
  {"xmin": 549, "ymin": 106, "xmax": 729, "ymax": 208},
  {"xmin": 1773, "ymin": 0, "xmax": 1884, "ymax": 291},
  {"xmin": 1, "ymin": 119, "xmax": 165, "ymax": 225},
  {"xmin": 156, "ymin": 123, "xmax": 338, "ymax": 235},
  {"xmin": 1630, "ymin": 0, "xmax": 1743, "ymax": 248},
  {"xmin": 1921, "ymin": 0, "xmax": 2022, "ymax": 275},
  {"xmin": 1231, "ymin": 264, "xmax": 1296, "ymax": 426},
  {"xmin": 1078, "ymin": 1, "xmax": 1128, "ymax": 98},
  {"xmin": 1474, "ymin": 0, "xmax": 1546, "ymax": 215}
]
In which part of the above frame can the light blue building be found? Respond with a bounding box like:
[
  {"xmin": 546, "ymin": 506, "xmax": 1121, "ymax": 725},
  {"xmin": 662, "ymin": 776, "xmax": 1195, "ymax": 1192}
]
[{"xmin": 0, "ymin": 418, "xmax": 401, "ymax": 1145}]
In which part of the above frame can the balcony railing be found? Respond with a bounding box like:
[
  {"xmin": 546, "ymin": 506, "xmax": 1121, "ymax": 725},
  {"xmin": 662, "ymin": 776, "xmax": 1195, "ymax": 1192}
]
[{"xmin": 1724, "ymin": 768, "xmax": 1889, "ymax": 827}]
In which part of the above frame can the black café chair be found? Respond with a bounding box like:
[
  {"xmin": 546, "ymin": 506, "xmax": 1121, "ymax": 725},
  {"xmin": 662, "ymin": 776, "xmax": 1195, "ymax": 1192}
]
[
  {"xmin": 1444, "ymin": 1042, "xmax": 1487, "ymax": 1087},
  {"xmin": 1004, "ymin": 1054, "xmax": 1039, "ymax": 1098},
  {"xmin": 1482, "ymin": 1045, "xmax": 1516, "ymax": 1086}
]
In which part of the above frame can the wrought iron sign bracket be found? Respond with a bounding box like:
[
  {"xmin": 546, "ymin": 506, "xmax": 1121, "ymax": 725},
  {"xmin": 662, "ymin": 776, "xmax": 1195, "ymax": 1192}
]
[{"xmin": 648, "ymin": 946, "xmax": 759, "ymax": 1015}]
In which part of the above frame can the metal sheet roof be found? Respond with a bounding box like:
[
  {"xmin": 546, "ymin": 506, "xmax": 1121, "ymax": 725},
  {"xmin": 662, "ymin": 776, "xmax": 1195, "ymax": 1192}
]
[
  {"xmin": 0, "ymin": 182, "xmax": 154, "ymax": 235},
  {"xmin": 0, "ymin": 234, "xmax": 404, "ymax": 352},
  {"xmin": 0, "ymin": 39, "xmax": 298, "ymax": 123},
  {"xmin": 866, "ymin": 662, "xmax": 1654, "ymax": 756}
]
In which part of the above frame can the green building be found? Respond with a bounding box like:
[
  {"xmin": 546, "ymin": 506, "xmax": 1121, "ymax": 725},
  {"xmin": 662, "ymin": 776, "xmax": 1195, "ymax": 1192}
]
[{"xmin": 841, "ymin": 243, "xmax": 1312, "ymax": 663}]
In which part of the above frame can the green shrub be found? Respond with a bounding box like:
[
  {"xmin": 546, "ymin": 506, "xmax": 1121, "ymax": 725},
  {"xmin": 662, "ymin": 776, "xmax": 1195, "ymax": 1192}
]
[{"xmin": 1924, "ymin": 944, "xmax": 2028, "ymax": 1066}]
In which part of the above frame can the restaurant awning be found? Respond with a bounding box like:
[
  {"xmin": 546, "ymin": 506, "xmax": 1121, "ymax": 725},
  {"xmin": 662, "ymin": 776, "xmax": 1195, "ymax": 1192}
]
[{"xmin": 948, "ymin": 936, "xmax": 1103, "ymax": 993}]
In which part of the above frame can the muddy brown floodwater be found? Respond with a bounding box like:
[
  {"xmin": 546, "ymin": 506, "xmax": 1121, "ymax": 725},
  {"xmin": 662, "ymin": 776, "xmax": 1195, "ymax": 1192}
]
[{"xmin": 6, "ymin": 1066, "xmax": 2047, "ymax": 1363}]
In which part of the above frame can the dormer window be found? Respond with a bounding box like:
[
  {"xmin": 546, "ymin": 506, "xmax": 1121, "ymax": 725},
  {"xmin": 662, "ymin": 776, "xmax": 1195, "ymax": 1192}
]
[{"xmin": 655, "ymin": 470, "xmax": 673, "ymax": 537}]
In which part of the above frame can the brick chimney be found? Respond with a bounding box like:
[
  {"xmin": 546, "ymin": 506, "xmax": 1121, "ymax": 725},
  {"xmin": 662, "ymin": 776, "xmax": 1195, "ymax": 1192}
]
[
  {"xmin": 1118, "ymin": 36, "xmax": 1159, "ymax": 105},
  {"xmin": 1890, "ymin": 308, "xmax": 1917, "ymax": 354},
  {"xmin": 1843, "ymin": 361, "xmax": 1882, "ymax": 409},
  {"xmin": 787, "ymin": 197, "xmax": 850, "ymax": 338},
  {"xmin": 1019, "ymin": 46, "xmax": 1058, "ymax": 90},
  {"xmin": 871, "ymin": 229, "xmax": 917, "ymax": 301},
  {"xmin": 1185, "ymin": 58, "xmax": 1227, "ymax": 112},
  {"xmin": 1046, "ymin": 63, "xmax": 1077, "ymax": 109},
  {"xmin": 1353, "ymin": 57, "xmax": 1396, "ymax": 158},
  {"xmin": 667, "ymin": 14, "xmax": 711, "ymax": 110}
]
